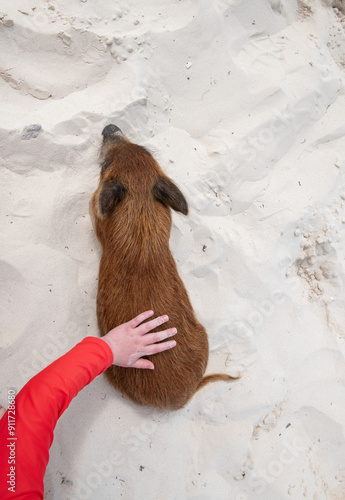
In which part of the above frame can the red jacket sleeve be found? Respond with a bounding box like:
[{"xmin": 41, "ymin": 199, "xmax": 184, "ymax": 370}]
[{"xmin": 0, "ymin": 337, "xmax": 113, "ymax": 500}]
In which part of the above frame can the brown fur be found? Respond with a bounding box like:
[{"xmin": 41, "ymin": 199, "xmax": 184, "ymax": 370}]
[{"xmin": 90, "ymin": 126, "xmax": 238, "ymax": 410}]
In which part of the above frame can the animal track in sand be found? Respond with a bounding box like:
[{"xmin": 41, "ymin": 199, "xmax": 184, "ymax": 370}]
[
  {"xmin": 252, "ymin": 399, "xmax": 286, "ymax": 440},
  {"xmin": 106, "ymin": 34, "xmax": 151, "ymax": 64},
  {"xmin": 235, "ymin": 397, "xmax": 288, "ymax": 483},
  {"xmin": 293, "ymin": 194, "xmax": 345, "ymax": 301},
  {"xmin": 54, "ymin": 2, "xmax": 152, "ymax": 65},
  {"xmin": 199, "ymin": 167, "xmax": 234, "ymax": 215}
]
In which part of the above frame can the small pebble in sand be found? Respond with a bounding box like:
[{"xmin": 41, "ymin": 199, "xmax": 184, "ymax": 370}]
[{"xmin": 21, "ymin": 124, "xmax": 43, "ymax": 140}]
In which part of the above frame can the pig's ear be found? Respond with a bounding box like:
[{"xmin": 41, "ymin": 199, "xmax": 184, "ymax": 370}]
[
  {"xmin": 99, "ymin": 179, "xmax": 127, "ymax": 217},
  {"xmin": 152, "ymin": 177, "xmax": 188, "ymax": 215}
]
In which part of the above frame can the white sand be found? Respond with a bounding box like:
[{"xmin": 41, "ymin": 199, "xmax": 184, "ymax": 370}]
[{"xmin": 1, "ymin": 0, "xmax": 345, "ymax": 498}]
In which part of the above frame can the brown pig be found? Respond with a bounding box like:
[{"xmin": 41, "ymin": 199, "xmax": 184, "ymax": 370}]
[{"xmin": 90, "ymin": 125, "xmax": 237, "ymax": 410}]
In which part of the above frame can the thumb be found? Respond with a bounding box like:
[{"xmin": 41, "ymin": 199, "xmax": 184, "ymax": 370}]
[{"xmin": 131, "ymin": 358, "xmax": 155, "ymax": 370}]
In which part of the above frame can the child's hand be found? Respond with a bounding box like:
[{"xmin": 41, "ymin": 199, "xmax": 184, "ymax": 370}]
[{"xmin": 101, "ymin": 310, "xmax": 177, "ymax": 370}]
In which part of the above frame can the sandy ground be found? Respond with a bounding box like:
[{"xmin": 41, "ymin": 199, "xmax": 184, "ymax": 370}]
[{"xmin": 1, "ymin": 0, "xmax": 345, "ymax": 498}]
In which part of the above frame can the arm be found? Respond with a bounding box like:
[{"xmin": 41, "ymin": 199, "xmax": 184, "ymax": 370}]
[{"xmin": 0, "ymin": 311, "xmax": 176, "ymax": 499}]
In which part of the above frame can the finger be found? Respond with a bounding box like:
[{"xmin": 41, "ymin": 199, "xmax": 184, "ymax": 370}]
[
  {"xmin": 139, "ymin": 314, "xmax": 169, "ymax": 335},
  {"xmin": 145, "ymin": 339, "xmax": 177, "ymax": 355},
  {"xmin": 143, "ymin": 327, "xmax": 177, "ymax": 345},
  {"xmin": 129, "ymin": 310, "xmax": 154, "ymax": 328},
  {"xmin": 131, "ymin": 358, "xmax": 155, "ymax": 370}
]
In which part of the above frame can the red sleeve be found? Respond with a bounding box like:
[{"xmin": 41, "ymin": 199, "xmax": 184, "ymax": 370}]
[{"xmin": 0, "ymin": 337, "xmax": 113, "ymax": 500}]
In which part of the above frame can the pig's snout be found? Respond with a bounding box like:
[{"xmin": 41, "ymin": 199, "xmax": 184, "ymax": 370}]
[{"xmin": 102, "ymin": 124, "xmax": 123, "ymax": 141}]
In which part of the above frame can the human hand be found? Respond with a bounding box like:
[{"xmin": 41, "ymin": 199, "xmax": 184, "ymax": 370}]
[{"xmin": 100, "ymin": 310, "xmax": 177, "ymax": 370}]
